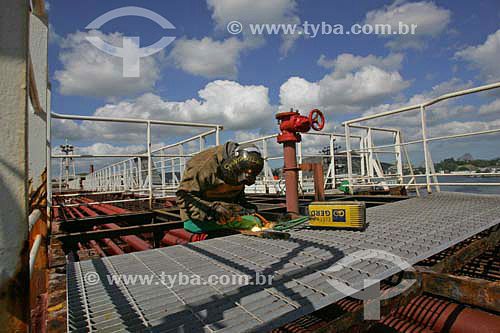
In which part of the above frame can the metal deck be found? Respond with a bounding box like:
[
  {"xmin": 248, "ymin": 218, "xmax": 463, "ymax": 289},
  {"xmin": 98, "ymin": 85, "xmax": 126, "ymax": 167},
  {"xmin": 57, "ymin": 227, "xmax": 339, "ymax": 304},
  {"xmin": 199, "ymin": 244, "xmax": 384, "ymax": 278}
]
[{"xmin": 66, "ymin": 192, "xmax": 500, "ymax": 332}]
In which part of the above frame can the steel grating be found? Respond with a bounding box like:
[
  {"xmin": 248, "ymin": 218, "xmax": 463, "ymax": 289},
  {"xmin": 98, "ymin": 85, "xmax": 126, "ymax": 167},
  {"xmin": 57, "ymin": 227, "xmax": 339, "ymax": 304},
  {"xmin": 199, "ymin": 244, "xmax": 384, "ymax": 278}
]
[{"xmin": 66, "ymin": 192, "xmax": 500, "ymax": 332}]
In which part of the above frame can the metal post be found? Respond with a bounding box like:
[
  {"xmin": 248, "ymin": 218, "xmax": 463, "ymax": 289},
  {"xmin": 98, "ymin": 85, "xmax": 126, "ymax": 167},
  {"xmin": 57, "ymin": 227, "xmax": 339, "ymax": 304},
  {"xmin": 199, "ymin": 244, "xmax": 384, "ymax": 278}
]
[
  {"xmin": 216, "ymin": 126, "xmax": 221, "ymax": 145},
  {"xmin": 360, "ymin": 134, "xmax": 366, "ymax": 178},
  {"xmin": 179, "ymin": 145, "xmax": 185, "ymax": 175},
  {"xmin": 138, "ymin": 157, "xmax": 143, "ymax": 189},
  {"xmin": 367, "ymin": 128, "xmax": 374, "ymax": 178},
  {"xmin": 395, "ymin": 131, "xmax": 404, "ymax": 184},
  {"xmin": 59, "ymin": 155, "xmax": 63, "ymax": 192},
  {"xmin": 171, "ymin": 159, "xmax": 176, "ymax": 187},
  {"xmin": 147, "ymin": 121, "xmax": 153, "ymax": 209},
  {"xmin": 345, "ymin": 124, "xmax": 354, "ymax": 194},
  {"xmin": 330, "ymin": 134, "xmax": 336, "ymax": 188},
  {"xmin": 161, "ymin": 149, "xmax": 166, "ymax": 190},
  {"xmin": 298, "ymin": 142, "xmax": 303, "ymax": 191},
  {"xmin": 420, "ymin": 105, "xmax": 432, "ymax": 193},
  {"xmin": 199, "ymin": 136, "xmax": 205, "ymax": 151},
  {"xmin": 112, "ymin": 165, "xmax": 116, "ymax": 191}
]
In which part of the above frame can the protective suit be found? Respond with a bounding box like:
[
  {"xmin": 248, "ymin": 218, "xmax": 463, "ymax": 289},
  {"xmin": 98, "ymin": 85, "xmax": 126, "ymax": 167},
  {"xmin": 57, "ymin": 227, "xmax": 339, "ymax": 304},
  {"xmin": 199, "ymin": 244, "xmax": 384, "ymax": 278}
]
[{"xmin": 176, "ymin": 142, "xmax": 264, "ymax": 233}]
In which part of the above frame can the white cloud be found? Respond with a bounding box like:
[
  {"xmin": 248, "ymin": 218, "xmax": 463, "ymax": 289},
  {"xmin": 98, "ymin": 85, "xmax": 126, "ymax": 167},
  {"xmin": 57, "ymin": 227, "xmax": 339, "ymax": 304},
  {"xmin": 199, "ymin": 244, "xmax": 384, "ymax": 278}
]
[
  {"xmin": 207, "ymin": 0, "xmax": 302, "ymax": 56},
  {"xmin": 361, "ymin": 78, "xmax": 475, "ymax": 130},
  {"xmin": 208, "ymin": 0, "xmax": 298, "ymax": 30},
  {"xmin": 318, "ymin": 53, "xmax": 404, "ymax": 76},
  {"xmin": 364, "ymin": 1, "xmax": 451, "ymax": 50},
  {"xmin": 53, "ymin": 80, "xmax": 276, "ymax": 143},
  {"xmin": 280, "ymin": 53, "xmax": 410, "ymax": 114},
  {"xmin": 455, "ymin": 29, "xmax": 500, "ymax": 83},
  {"xmin": 168, "ymin": 37, "xmax": 259, "ymax": 79},
  {"xmin": 479, "ymin": 99, "xmax": 500, "ymax": 115},
  {"xmin": 48, "ymin": 23, "xmax": 62, "ymax": 44},
  {"xmin": 55, "ymin": 30, "xmax": 164, "ymax": 98}
]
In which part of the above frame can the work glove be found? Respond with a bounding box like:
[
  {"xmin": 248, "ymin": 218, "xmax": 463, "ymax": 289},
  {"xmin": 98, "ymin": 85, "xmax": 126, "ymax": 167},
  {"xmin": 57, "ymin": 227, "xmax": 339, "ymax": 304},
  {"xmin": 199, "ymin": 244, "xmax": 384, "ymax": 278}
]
[{"xmin": 212, "ymin": 202, "xmax": 235, "ymax": 224}]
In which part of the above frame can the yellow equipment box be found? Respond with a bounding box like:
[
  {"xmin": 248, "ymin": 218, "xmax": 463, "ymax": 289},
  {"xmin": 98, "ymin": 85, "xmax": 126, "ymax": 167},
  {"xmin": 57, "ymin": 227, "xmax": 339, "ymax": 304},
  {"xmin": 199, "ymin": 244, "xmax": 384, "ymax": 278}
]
[{"xmin": 308, "ymin": 201, "xmax": 366, "ymax": 230}]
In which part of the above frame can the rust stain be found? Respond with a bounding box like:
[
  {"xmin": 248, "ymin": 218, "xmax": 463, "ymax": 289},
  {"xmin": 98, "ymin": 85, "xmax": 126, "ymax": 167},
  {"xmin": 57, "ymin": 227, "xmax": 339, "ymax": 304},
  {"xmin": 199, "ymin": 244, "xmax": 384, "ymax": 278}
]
[{"xmin": 0, "ymin": 241, "xmax": 29, "ymax": 332}]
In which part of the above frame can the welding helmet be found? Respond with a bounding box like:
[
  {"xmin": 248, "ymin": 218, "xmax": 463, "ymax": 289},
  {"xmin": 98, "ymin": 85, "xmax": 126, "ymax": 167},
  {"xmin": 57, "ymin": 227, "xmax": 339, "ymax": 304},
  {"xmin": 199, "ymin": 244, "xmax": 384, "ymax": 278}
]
[{"xmin": 221, "ymin": 144, "xmax": 264, "ymax": 185}]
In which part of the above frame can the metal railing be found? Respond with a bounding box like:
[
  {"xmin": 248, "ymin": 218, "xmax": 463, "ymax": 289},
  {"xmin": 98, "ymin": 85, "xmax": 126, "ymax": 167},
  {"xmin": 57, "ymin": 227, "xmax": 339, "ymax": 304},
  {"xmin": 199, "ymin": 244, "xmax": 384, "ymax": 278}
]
[
  {"xmin": 48, "ymin": 81, "xmax": 500, "ymax": 212},
  {"xmin": 342, "ymin": 81, "xmax": 500, "ymax": 194},
  {"xmin": 48, "ymin": 112, "xmax": 223, "ymax": 214},
  {"xmin": 79, "ymin": 131, "xmax": 349, "ymax": 197}
]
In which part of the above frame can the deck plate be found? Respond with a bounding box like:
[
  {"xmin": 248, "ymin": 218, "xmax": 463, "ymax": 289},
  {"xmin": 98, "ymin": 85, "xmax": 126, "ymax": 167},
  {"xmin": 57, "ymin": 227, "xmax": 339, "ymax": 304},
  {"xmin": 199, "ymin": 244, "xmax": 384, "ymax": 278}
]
[{"xmin": 67, "ymin": 192, "xmax": 500, "ymax": 332}]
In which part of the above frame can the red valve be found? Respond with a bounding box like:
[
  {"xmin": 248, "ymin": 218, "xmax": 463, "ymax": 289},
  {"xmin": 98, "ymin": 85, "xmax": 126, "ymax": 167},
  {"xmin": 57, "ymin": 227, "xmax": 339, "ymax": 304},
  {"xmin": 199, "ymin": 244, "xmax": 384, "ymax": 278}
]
[
  {"xmin": 276, "ymin": 109, "xmax": 325, "ymax": 143},
  {"xmin": 309, "ymin": 109, "xmax": 325, "ymax": 131}
]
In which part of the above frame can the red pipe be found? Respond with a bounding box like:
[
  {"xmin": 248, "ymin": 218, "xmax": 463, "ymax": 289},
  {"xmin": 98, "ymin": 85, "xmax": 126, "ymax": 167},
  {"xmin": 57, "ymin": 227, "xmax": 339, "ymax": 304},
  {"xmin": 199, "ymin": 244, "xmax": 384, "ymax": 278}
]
[
  {"xmin": 168, "ymin": 229, "xmax": 208, "ymax": 242},
  {"xmin": 70, "ymin": 206, "xmax": 85, "ymax": 219},
  {"xmin": 100, "ymin": 238, "xmax": 125, "ymax": 255},
  {"xmin": 88, "ymin": 240, "xmax": 106, "ymax": 257},
  {"xmin": 161, "ymin": 229, "xmax": 208, "ymax": 246},
  {"xmin": 380, "ymin": 315, "xmax": 437, "ymax": 333},
  {"xmin": 79, "ymin": 197, "xmax": 129, "ymax": 214},
  {"xmin": 92, "ymin": 226, "xmax": 124, "ymax": 256},
  {"xmin": 395, "ymin": 294, "xmax": 500, "ymax": 333},
  {"xmin": 283, "ymin": 142, "xmax": 300, "ymax": 214},
  {"xmin": 76, "ymin": 201, "xmax": 151, "ymax": 252},
  {"xmin": 64, "ymin": 207, "xmax": 76, "ymax": 219},
  {"xmin": 162, "ymin": 233, "xmax": 189, "ymax": 246}
]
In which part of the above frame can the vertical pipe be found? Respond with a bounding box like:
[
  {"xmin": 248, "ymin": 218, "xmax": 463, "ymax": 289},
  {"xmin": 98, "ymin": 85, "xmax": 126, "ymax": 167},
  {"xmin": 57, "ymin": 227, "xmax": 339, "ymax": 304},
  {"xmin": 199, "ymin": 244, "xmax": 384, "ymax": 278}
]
[
  {"xmin": 345, "ymin": 124, "xmax": 354, "ymax": 194},
  {"xmin": 420, "ymin": 105, "xmax": 432, "ymax": 193},
  {"xmin": 147, "ymin": 121, "xmax": 153, "ymax": 210},
  {"xmin": 29, "ymin": 235, "xmax": 43, "ymax": 278},
  {"xmin": 46, "ymin": 94, "xmax": 52, "ymax": 221},
  {"xmin": 216, "ymin": 126, "xmax": 220, "ymax": 145},
  {"xmin": 283, "ymin": 142, "xmax": 299, "ymax": 214}
]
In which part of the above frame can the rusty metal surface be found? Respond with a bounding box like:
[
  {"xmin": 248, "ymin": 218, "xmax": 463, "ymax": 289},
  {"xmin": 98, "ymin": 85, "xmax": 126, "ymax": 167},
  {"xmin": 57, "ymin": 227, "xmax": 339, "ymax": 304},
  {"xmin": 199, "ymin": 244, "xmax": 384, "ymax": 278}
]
[
  {"xmin": 66, "ymin": 192, "xmax": 500, "ymax": 332},
  {"xmin": 416, "ymin": 267, "xmax": 500, "ymax": 313},
  {"xmin": 420, "ymin": 225, "xmax": 500, "ymax": 274}
]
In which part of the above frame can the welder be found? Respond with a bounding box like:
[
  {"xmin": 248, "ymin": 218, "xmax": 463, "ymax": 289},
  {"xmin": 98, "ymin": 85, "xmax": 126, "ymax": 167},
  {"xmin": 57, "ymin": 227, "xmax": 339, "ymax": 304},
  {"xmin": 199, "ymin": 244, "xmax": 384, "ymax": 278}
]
[{"xmin": 176, "ymin": 142, "xmax": 265, "ymax": 233}]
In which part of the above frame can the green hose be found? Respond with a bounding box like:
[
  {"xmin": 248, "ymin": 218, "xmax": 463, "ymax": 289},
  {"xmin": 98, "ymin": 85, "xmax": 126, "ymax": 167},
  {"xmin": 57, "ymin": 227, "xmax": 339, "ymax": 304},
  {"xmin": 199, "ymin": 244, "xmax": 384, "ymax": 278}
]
[{"xmin": 272, "ymin": 216, "xmax": 309, "ymax": 231}]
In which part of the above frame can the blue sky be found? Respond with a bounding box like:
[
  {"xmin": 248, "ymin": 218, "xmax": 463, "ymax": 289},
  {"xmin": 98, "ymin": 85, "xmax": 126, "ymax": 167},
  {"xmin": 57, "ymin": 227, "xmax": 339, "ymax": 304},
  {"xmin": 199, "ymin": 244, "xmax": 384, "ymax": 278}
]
[{"xmin": 47, "ymin": 0, "xmax": 500, "ymax": 169}]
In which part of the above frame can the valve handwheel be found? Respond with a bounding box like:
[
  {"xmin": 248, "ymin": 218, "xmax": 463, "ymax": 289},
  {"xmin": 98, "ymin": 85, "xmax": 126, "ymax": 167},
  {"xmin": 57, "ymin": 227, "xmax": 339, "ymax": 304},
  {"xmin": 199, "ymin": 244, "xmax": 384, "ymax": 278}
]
[{"xmin": 309, "ymin": 109, "xmax": 325, "ymax": 131}]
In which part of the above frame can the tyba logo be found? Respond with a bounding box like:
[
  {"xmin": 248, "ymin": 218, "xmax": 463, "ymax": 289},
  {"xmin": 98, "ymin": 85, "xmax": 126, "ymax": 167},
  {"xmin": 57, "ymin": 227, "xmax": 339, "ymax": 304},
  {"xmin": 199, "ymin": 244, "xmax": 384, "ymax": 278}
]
[{"xmin": 85, "ymin": 7, "xmax": 176, "ymax": 77}]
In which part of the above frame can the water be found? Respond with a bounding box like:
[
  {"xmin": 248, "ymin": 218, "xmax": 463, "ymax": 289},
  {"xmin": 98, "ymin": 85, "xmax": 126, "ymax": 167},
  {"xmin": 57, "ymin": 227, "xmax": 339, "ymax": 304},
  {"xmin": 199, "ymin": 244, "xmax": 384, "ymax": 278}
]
[{"xmin": 416, "ymin": 175, "xmax": 500, "ymax": 195}]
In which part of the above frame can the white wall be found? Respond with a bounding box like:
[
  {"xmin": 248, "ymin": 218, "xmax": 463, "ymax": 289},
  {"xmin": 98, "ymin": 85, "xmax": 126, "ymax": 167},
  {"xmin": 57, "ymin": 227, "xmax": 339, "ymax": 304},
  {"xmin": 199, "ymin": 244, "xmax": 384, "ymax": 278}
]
[{"xmin": 28, "ymin": 13, "xmax": 49, "ymax": 189}]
